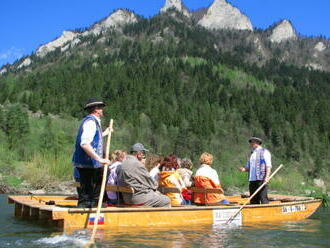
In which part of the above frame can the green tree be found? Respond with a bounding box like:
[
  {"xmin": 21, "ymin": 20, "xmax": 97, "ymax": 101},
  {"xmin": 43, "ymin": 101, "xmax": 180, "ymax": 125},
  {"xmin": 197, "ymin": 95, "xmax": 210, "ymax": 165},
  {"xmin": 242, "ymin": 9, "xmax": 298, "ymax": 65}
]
[{"xmin": 4, "ymin": 104, "xmax": 30, "ymax": 149}]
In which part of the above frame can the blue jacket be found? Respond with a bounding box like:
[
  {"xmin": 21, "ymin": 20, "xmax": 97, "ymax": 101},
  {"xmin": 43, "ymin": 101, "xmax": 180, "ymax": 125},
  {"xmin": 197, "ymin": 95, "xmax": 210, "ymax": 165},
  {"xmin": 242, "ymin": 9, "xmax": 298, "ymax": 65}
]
[{"xmin": 72, "ymin": 115, "xmax": 103, "ymax": 168}]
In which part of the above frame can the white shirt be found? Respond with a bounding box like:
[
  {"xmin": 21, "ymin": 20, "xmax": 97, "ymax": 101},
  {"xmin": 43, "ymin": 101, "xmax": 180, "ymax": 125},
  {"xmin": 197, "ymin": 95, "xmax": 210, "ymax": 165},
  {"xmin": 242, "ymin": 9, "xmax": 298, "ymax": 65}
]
[
  {"xmin": 80, "ymin": 115, "xmax": 101, "ymax": 146},
  {"xmin": 248, "ymin": 146, "xmax": 272, "ymax": 181},
  {"xmin": 149, "ymin": 165, "xmax": 160, "ymax": 184},
  {"xmin": 195, "ymin": 164, "xmax": 220, "ymax": 185}
]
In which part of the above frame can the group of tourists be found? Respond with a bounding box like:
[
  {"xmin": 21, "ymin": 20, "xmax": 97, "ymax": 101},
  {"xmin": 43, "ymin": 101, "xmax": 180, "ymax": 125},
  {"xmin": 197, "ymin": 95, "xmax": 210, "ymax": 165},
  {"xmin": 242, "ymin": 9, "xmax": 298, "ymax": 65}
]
[{"xmin": 72, "ymin": 99, "xmax": 272, "ymax": 208}]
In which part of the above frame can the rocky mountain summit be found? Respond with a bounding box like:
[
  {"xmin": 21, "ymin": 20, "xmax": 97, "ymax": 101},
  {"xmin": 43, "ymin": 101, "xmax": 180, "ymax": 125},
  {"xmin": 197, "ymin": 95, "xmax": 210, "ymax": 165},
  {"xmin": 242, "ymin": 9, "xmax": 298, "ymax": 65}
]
[
  {"xmin": 198, "ymin": 0, "xmax": 253, "ymax": 31},
  {"xmin": 1, "ymin": 0, "xmax": 329, "ymax": 73},
  {"xmin": 17, "ymin": 58, "xmax": 32, "ymax": 69},
  {"xmin": 0, "ymin": 68, "xmax": 7, "ymax": 75},
  {"xmin": 160, "ymin": 0, "xmax": 253, "ymax": 31},
  {"xmin": 269, "ymin": 20, "xmax": 297, "ymax": 43},
  {"xmin": 84, "ymin": 9, "xmax": 137, "ymax": 36},
  {"xmin": 160, "ymin": 0, "xmax": 190, "ymax": 17},
  {"xmin": 36, "ymin": 9, "xmax": 137, "ymax": 58},
  {"xmin": 314, "ymin": 41, "xmax": 326, "ymax": 52},
  {"xmin": 36, "ymin": 31, "xmax": 79, "ymax": 57}
]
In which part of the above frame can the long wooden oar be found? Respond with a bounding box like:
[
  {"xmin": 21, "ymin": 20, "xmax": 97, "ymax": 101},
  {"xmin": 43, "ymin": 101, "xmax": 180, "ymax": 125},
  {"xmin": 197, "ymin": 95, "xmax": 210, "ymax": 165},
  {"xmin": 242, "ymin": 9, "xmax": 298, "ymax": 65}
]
[
  {"xmin": 226, "ymin": 164, "xmax": 283, "ymax": 225},
  {"xmin": 86, "ymin": 119, "xmax": 113, "ymax": 247}
]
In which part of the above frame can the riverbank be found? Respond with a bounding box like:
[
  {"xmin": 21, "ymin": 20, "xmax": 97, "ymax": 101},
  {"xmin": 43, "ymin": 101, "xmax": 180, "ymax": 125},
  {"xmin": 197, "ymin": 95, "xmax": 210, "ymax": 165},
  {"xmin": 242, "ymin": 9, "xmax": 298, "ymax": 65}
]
[
  {"xmin": 1, "ymin": 178, "xmax": 328, "ymax": 200},
  {"xmin": 0, "ymin": 180, "xmax": 77, "ymax": 195},
  {"xmin": 0, "ymin": 178, "xmax": 247, "ymax": 196}
]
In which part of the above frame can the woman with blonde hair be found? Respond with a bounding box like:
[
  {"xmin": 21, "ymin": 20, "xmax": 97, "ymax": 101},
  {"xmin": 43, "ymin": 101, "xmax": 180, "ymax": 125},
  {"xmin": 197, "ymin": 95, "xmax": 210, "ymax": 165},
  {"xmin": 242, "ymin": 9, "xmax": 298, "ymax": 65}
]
[
  {"xmin": 194, "ymin": 152, "xmax": 228, "ymax": 205},
  {"xmin": 106, "ymin": 150, "xmax": 126, "ymax": 205}
]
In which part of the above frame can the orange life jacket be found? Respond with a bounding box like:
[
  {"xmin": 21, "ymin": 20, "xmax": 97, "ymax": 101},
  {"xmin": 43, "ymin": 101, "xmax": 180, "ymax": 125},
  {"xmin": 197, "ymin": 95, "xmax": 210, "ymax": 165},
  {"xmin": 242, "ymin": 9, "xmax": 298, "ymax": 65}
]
[
  {"xmin": 193, "ymin": 176, "xmax": 225, "ymax": 204},
  {"xmin": 159, "ymin": 171, "xmax": 184, "ymax": 206}
]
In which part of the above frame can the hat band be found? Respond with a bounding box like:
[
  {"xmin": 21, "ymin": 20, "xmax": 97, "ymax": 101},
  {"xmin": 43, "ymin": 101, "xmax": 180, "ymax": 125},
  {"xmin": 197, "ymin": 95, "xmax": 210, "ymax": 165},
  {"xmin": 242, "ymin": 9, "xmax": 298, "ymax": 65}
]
[{"xmin": 85, "ymin": 102, "xmax": 105, "ymax": 108}]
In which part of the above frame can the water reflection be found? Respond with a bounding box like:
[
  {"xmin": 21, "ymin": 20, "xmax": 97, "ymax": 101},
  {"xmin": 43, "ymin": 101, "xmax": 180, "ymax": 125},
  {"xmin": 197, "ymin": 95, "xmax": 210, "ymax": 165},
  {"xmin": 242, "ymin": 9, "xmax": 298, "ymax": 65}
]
[
  {"xmin": 78, "ymin": 216, "xmax": 329, "ymax": 248},
  {"xmin": 72, "ymin": 225, "xmax": 242, "ymax": 248},
  {"xmin": 244, "ymin": 219, "xmax": 322, "ymax": 233},
  {"xmin": 5, "ymin": 219, "xmax": 330, "ymax": 248}
]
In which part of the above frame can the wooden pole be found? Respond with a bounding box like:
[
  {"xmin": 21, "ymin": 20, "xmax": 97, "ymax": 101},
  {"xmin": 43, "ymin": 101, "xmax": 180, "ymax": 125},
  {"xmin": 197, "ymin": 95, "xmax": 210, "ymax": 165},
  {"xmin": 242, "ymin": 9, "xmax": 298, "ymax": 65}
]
[
  {"xmin": 226, "ymin": 164, "xmax": 284, "ymax": 225},
  {"xmin": 87, "ymin": 119, "xmax": 113, "ymax": 246}
]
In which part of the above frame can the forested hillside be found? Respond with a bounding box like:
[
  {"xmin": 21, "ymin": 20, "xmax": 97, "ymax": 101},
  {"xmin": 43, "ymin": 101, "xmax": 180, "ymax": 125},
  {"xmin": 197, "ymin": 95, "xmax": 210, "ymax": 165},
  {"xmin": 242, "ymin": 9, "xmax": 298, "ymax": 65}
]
[{"xmin": 0, "ymin": 11, "xmax": 329, "ymax": 193}]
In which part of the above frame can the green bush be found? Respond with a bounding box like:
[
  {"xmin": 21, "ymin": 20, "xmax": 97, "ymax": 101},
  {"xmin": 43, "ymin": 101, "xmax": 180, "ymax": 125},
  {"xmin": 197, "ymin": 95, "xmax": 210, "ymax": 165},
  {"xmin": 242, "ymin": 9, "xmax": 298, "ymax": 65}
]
[
  {"xmin": 3, "ymin": 175, "xmax": 23, "ymax": 187},
  {"xmin": 221, "ymin": 169, "xmax": 248, "ymax": 190}
]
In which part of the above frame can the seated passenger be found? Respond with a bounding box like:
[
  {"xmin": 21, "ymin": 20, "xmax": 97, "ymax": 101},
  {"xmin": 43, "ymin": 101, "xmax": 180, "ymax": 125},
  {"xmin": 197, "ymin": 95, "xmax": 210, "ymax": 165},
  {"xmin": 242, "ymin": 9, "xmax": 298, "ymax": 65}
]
[
  {"xmin": 106, "ymin": 150, "xmax": 126, "ymax": 205},
  {"xmin": 117, "ymin": 143, "xmax": 170, "ymax": 207},
  {"xmin": 177, "ymin": 158, "xmax": 194, "ymax": 187},
  {"xmin": 159, "ymin": 154, "xmax": 190, "ymax": 206},
  {"xmin": 194, "ymin": 152, "xmax": 229, "ymax": 205},
  {"xmin": 145, "ymin": 154, "xmax": 164, "ymax": 186}
]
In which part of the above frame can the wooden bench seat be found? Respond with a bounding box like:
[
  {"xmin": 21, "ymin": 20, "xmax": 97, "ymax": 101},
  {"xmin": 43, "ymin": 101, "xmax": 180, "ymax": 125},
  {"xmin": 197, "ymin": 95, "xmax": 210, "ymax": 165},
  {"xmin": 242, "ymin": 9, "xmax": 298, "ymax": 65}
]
[
  {"xmin": 189, "ymin": 187, "xmax": 224, "ymax": 194},
  {"xmin": 158, "ymin": 187, "xmax": 181, "ymax": 194},
  {"xmin": 73, "ymin": 183, "xmax": 223, "ymax": 194},
  {"xmin": 72, "ymin": 182, "xmax": 134, "ymax": 193},
  {"xmin": 105, "ymin": 185, "xmax": 135, "ymax": 193},
  {"xmin": 73, "ymin": 183, "xmax": 229, "ymax": 206},
  {"xmin": 157, "ymin": 187, "xmax": 225, "ymax": 194}
]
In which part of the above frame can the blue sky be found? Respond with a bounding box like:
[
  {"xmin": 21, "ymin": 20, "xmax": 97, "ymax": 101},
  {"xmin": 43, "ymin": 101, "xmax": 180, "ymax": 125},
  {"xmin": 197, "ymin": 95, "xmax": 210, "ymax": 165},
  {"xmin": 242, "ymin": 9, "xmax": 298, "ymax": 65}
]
[{"xmin": 1, "ymin": 0, "xmax": 329, "ymax": 67}]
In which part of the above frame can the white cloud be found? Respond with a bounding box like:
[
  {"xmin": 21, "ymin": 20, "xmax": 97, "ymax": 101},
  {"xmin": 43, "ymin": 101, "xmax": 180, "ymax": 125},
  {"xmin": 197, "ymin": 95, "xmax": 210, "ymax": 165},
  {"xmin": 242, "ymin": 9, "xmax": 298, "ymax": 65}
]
[{"xmin": 0, "ymin": 46, "xmax": 25, "ymax": 65}]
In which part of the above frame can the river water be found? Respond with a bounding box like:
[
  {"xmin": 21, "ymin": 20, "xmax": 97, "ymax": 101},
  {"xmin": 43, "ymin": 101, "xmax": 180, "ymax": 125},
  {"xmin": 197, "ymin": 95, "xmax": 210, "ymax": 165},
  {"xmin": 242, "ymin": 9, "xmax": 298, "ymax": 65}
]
[{"xmin": 1, "ymin": 194, "xmax": 329, "ymax": 248}]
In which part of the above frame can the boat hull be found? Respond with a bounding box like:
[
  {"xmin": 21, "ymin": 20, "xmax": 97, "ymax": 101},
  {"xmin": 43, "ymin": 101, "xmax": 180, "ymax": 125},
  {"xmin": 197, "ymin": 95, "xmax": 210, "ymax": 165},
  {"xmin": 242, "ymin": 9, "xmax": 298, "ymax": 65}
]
[{"xmin": 8, "ymin": 195, "xmax": 322, "ymax": 231}]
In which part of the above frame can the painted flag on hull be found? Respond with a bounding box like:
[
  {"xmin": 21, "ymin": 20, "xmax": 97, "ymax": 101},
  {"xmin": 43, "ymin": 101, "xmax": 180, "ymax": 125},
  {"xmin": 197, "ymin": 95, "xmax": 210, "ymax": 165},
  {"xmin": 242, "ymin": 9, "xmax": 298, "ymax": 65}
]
[{"xmin": 88, "ymin": 213, "xmax": 105, "ymax": 225}]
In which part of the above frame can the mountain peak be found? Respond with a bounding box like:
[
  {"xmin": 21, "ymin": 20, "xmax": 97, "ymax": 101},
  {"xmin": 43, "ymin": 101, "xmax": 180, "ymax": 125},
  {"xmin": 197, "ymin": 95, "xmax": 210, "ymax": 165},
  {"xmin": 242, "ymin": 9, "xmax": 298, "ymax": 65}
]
[
  {"xmin": 314, "ymin": 41, "xmax": 326, "ymax": 52},
  {"xmin": 269, "ymin": 20, "xmax": 297, "ymax": 43},
  {"xmin": 198, "ymin": 0, "xmax": 253, "ymax": 31},
  {"xmin": 160, "ymin": 0, "xmax": 190, "ymax": 17},
  {"xmin": 36, "ymin": 31, "xmax": 78, "ymax": 57},
  {"xmin": 0, "ymin": 68, "xmax": 7, "ymax": 75},
  {"xmin": 17, "ymin": 58, "xmax": 32, "ymax": 69},
  {"xmin": 35, "ymin": 9, "xmax": 137, "ymax": 58},
  {"xmin": 85, "ymin": 9, "xmax": 137, "ymax": 36}
]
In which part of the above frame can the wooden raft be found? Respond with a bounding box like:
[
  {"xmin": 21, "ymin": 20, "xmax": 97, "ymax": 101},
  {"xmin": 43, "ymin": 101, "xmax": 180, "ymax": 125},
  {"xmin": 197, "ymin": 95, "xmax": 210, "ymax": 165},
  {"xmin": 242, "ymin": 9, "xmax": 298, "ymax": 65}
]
[{"xmin": 8, "ymin": 194, "xmax": 322, "ymax": 231}]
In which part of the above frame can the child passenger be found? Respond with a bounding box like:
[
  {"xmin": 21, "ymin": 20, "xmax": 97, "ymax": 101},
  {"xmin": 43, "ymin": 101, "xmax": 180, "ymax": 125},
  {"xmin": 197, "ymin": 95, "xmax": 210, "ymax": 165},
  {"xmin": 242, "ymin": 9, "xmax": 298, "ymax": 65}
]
[
  {"xmin": 145, "ymin": 154, "xmax": 164, "ymax": 186},
  {"xmin": 194, "ymin": 152, "xmax": 229, "ymax": 205},
  {"xmin": 106, "ymin": 150, "xmax": 126, "ymax": 205},
  {"xmin": 177, "ymin": 158, "xmax": 194, "ymax": 187},
  {"xmin": 158, "ymin": 154, "xmax": 190, "ymax": 206}
]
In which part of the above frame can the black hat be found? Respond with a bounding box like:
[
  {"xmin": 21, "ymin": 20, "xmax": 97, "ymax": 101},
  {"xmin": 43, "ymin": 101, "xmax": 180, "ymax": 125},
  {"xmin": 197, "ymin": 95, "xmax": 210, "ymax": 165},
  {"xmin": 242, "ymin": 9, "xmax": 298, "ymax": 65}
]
[
  {"xmin": 249, "ymin": 137, "xmax": 263, "ymax": 144},
  {"xmin": 84, "ymin": 98, "xmax": 106, "ymax": 110}
]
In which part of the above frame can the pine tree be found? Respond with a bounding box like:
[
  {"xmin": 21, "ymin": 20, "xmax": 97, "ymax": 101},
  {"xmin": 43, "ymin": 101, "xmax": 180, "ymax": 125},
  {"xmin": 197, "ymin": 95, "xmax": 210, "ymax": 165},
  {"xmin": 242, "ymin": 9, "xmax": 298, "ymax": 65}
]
[{"xmin": 4, "ymin": 104, "xmax": 30, "ymax": 151}]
